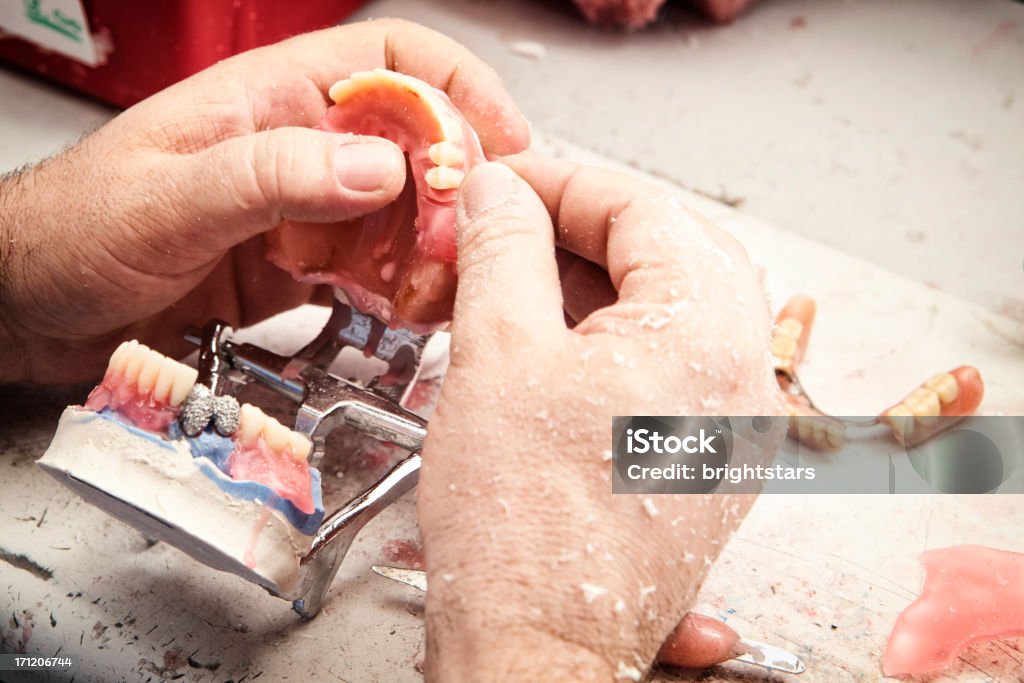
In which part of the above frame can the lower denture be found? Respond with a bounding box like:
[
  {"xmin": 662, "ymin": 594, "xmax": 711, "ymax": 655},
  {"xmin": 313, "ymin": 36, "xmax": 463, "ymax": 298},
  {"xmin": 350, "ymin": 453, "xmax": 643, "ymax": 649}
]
[
  {"xmin": 227, "ymin": 406, "xmax": 315, "ymax": 515},
  {"xmin": 84, "ymin": 341, "xmax": 196, "ymax": 433}
]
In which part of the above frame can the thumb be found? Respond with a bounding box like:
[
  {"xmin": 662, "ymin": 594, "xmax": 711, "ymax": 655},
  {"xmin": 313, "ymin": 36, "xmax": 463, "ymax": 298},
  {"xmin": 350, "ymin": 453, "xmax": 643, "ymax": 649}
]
[
  {"xmin": 657, "ymin": 612, "xmax": 740, "ymax": 668},
  {"xmin": 171, "ymin": 128, "xmax": 406, "ymax": 250},
  {"xmin": 451, "ymin": 162, "xmax": 565, "ymax": 351}
]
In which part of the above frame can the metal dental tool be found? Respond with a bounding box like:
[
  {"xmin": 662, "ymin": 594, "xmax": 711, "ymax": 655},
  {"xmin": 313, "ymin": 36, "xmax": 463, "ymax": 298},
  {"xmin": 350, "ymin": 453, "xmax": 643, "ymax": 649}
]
[{"xmin": 173, "ymin": 295, "xmax": 431, "ymax": 617}]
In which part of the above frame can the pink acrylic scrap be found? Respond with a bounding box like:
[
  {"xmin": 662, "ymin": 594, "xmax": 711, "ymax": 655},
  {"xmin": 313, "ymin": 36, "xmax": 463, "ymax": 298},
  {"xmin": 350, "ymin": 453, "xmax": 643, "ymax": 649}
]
[{"xmin": 883, "ymin": 544, "xmax": 1024, "ymax": 676}]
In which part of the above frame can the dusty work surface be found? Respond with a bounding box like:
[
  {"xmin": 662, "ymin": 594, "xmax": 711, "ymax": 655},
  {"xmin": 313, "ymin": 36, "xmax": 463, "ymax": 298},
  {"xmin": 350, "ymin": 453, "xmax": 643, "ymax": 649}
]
[
  {"xmin": 1, "ymin": 0, "xmax": 1023, "ymax": 677},
  {"xmin": 2, "ymin": 133, "xmax": 1023, "ymax": 682}
]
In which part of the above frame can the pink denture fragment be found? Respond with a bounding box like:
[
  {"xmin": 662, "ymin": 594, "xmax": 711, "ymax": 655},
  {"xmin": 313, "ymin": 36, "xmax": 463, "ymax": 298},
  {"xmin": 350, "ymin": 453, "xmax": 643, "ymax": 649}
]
[
  {"xmin": 883, "ymin": 545, "xmax": 1024, "ymax": 676},
  {"xmin": 227, "ymin": 438, "xmax": 315, "ymax": 515},
  {"xmin": 382, "ymin": 539, "xmax": 424, "ymax": 569},
  {"xmin": 85, "ymin": 372, "xmax": 178, "ymax": 433}
]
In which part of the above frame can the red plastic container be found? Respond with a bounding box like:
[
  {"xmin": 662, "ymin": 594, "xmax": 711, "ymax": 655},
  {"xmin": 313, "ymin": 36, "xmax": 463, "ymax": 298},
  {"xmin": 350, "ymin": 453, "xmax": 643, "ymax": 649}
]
[{"xmin": 0, "ymin": 0, "xmax": 369, "ymax": 108}]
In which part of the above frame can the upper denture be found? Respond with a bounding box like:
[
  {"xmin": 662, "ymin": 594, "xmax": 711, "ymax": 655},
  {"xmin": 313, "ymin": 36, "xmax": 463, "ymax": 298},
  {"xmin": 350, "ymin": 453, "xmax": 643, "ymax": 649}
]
[{"xmin": 265, "ymin": 69, "xmax": 486, "ymax": 331}]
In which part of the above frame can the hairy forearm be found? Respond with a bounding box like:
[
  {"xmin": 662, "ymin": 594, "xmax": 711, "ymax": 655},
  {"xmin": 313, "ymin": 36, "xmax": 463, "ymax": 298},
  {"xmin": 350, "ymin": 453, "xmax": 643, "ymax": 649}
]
[{"xmin": 0, "ymin": 167, "xmax": 32, "ymax": 383}]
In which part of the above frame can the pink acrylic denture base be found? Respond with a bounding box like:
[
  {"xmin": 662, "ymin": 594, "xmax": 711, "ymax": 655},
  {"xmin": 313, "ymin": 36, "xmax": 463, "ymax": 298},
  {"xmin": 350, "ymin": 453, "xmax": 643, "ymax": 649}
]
[{"xmin": 883, "ymin": 544, "xmax": 1024, "ymax": 676}]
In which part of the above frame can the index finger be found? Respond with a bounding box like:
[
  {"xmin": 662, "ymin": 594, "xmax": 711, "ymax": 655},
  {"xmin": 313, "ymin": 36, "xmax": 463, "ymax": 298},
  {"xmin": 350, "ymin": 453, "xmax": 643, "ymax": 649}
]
[{"xmin": 225, "ymin": 18, "xmax": 530, "ymax": 156}]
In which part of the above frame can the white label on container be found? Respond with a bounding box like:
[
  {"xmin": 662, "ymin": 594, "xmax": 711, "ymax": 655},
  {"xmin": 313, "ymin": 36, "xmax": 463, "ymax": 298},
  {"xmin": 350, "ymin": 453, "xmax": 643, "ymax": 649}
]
[{"xmin": 0, "ymin": 0, "xmax": 98, "ymax": 66}]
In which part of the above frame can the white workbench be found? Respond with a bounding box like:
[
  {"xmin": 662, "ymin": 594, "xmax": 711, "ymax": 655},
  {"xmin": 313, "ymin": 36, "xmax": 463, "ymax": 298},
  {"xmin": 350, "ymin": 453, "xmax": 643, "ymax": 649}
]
[{"xmin": 2, "ymin": 1, "xmax": 1023, "ymax": 681}]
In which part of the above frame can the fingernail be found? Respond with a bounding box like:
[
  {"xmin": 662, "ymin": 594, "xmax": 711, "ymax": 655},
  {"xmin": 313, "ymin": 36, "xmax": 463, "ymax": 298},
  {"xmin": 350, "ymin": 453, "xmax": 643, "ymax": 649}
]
[
  {"xmin": 335, "ymin": 142, "xmax": 400, "ymax": 192},
  {"xmin": 460, "ymin": 162, "xmax": 519, "ymax": 221}
]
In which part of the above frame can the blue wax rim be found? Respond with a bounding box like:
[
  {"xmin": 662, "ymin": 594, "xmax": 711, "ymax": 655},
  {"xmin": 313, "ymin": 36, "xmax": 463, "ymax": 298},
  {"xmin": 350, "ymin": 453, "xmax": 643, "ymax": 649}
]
[{"xmin": 91, "ymin": 408, "xmax": 324, "ymax": 535}]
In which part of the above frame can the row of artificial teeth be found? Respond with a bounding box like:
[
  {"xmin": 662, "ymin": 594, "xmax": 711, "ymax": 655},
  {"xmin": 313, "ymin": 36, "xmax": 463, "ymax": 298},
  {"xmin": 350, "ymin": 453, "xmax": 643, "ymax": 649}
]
[
  {"xmin": 237, "ymin": 404, "xmax": 312, "ymax": 462},
  {"xmin": 108, "ymin": 340, "xmax": 197, "ymax": 407},
  {"xmin": 330, "ymin": 70, "xmax": 466, "ymax": 145},
  {"xmin": 771, "ymin": 317, "xmax": 804, "ymax": 368},
  {"xmin": 883, "ymin": 373, "xmax": 959, "ymax": 430},
  {"xmin": 786, "ymin": 404, "xmax": 844, "ymax": 450},
  {"xmin": 327, "ymin": 69, "xmax": 467, "ymax": 191}
]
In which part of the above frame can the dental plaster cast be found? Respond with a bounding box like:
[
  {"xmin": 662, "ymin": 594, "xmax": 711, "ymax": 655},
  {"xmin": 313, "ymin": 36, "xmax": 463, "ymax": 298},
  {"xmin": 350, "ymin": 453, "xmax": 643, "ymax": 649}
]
[{"xmin": 38, "ymin": 341, "xmax": 324, "ymax": 597}]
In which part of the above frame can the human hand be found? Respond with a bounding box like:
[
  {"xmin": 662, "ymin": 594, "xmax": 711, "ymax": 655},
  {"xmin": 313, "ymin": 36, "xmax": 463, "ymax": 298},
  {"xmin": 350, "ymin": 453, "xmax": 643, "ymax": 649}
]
[
  {"xmin": 418, "ymin": 157, "xmax": 782, "ymax": 680},
  {"xmin": 0, "ymin": 18, "xmax": 528, "ymax": 384}
]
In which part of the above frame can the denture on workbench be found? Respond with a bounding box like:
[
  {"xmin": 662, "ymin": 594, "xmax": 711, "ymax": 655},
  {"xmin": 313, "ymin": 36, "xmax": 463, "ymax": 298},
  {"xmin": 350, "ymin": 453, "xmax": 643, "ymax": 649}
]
[
  {"xmin": 883, "ymin": 545, "xmax": 1024, "ymax": 676},
  {"xmin": 265, "ymin": 69, "xmax": 486, "ymax": 332},
  {"xmin": 881, "ymin": 367, "xmax": 984, "ymax": 447},
  {"xmin": 771, "ymin": 295, "xmax": 845, "ymax": 452},
  {"xmin": 771, "ymin": 294, "xmax": 984, "ymax": 451}
]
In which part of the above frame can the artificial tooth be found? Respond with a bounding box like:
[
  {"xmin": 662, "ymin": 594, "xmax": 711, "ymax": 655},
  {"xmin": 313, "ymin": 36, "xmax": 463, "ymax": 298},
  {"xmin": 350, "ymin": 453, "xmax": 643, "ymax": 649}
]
[
  {"xmin": 886, "ymin": 405, "xmax": 914, "ymax": 420},
  {"xmin": 123, "ymin": 344, "xmax": 150, "ymax": 384},
  {"xmin": 885, "ymin": 404, "xmax": 916, "ymax": 435},
  {"xmin": 429, "ymin": 141, "xmax": 465, "ymax": 167},
  {"xmin": 137, "ymin": 350, "xmax": 163, "ymax": 395},
  {"xmin": 328, "ymin": 78, "xmax": 357, "ymax": 103},
  {"xmin": 811, "ymin": 420, "xmax": 827, "ymax": 444},
  {"xmin": 153, "ymin": 356, "xmax": 180, "ymax": 403},
  {"xmin": 289, "ymin": 433, "xmax": 312, "ymax": 462},
  {"xmin": 907, "ymin": 388, "xmax": 940, "ymax": 424},
  {"xmin": 771, "ymin": 335, "xmax": 797, "ymax": 359},
  {"xmin": 238, "ymin": 404, "xmax": 264, "ymax": 447},
  {"xmin": 169, "ymin": 364, "xmax": 199, "ymax": 407},
  {"xmin": 825, "ymin": 425, "xmax": 845, "ymax": 449},
  {"xmin": 425, "ymin": 166, "xmax": 464, "ymax": 190},
  {"xmin": 263, "ymin": 420, "xmax": 291, "ymax": 452},
  {"xmin": 925, "ymin": 373, "xmax": 958, "ymax": 405},
  {"xmin": 797, "ymin": 417, "xmax": 812, "ymax": 440},
  {"xmin": 777, "ymin": 318, "xmax": 803, "ymax": 339},
  {"xmin": 109, "ymin": 340, "xmax": 138, "ymax": 374}
]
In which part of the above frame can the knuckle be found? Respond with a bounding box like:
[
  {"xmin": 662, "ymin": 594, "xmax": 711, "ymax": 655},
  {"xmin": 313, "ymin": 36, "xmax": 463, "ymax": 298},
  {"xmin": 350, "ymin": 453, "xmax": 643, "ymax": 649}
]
[{"xmin": 248, "ymin": 134, "xmax": 283, "ymax": 209}]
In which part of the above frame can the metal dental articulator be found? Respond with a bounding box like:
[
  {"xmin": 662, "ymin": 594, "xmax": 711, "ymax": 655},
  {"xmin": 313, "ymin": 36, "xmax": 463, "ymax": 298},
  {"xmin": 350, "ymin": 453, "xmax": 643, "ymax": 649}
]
[{"xmin": 185, "ymin": 295, "xmax": 431, "ymax": 618}]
